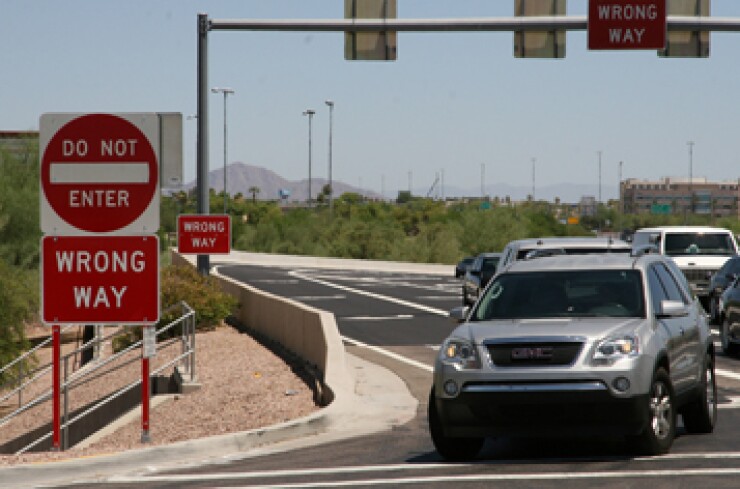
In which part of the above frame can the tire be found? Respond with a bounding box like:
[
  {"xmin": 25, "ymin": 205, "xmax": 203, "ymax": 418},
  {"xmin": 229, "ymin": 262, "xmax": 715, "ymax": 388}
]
[
  {"xmin": 681, "ymin": 354, "xmax": 717, "ymax": 434},
  {"xmin": 628, "ymin": 368, "xmax": 676, "ymax": 456},
  {"xmin": 721, "ymin": 317, "xmax": 740, "ymax": 357},
  {"xmin": 462, "ymin": 288, "xmax": 470, "ymax": 307},
  {"xmin": 428, "ymin": 388, "xmax": 484, "ymax": 461}
]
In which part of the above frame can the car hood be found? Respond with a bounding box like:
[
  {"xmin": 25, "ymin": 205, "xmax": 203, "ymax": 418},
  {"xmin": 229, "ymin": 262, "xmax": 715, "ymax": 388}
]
[{"xmin": 462, "ymin": 317, "xmax": 645, "ymax": 344}]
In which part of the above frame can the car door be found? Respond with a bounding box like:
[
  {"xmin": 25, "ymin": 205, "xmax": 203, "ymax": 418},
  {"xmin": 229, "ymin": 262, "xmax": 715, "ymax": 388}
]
[{"xmin": 649, "ymin": 263, "xmax": 700, "ymax": 394}]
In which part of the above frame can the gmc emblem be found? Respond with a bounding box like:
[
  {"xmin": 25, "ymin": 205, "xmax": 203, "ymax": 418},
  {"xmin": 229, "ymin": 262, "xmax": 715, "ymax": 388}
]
[{"xmin": 511, "ymin": 347, "xmax": 554, "ymax": 360}]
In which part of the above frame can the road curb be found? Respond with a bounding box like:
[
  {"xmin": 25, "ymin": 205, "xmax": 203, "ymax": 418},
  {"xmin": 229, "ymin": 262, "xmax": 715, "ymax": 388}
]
[{"xmin": 0, "ymin": 352, "xmax": 418, "ymax": 489}]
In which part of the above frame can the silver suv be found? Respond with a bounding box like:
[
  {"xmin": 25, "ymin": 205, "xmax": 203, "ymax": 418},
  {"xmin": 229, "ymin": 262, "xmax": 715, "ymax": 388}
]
[{"xmin": 429, "ymin": 252, "xmax": 716, "ymax": 460}]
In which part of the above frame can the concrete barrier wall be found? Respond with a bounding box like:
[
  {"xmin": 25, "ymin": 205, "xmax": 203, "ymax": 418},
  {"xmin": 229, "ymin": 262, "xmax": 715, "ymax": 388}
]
[{"xmin": 170, "ymin": 251, "xmax": 353, "ymax": 405}]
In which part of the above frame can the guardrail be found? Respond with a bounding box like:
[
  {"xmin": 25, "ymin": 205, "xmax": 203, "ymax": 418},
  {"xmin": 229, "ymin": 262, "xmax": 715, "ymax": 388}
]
[{"xmin": 0, "ymin": 302, "xmax": 195, "ymax": 454}]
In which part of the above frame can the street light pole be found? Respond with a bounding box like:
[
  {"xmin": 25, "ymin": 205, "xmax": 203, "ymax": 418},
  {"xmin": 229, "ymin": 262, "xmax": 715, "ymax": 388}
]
[
  {"xmin": 303, "ymin": 109, "xmax": 315, "ymax": 206},
  {"xmin": 597, "ymin": 150, "xmax": 602, "ymax": 204},
  {"xmin": 325, "ymin": 100, "xmax": 334, "ymax": 213},
  {"xmin": 212, "ymin": 87, "xmax": 234, "ymax": 214},
  {"xmin": 531, "ymin": 157, "xmax": 536, "ymax": 201},
  {"xmin": 688, "ymin": 141, "xmax": 695, "ymax": 215}
]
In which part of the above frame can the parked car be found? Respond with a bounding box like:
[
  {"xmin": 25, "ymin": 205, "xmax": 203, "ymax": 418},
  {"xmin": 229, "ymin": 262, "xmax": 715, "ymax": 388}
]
[
  {"xmin": 497, "ymin": 236, "xmax": 632, "ymax": 270},
  {"xmin": 631, "ymin": 226, "xmax": 739, "ymax": 309},
  {"xmin": 455, "ymin": 256, "xmax": 475, "ymax": 278},
  {"xmin": 718, "ymin": 275, "xmax": 740, "ymax": 356},
  {"xmin": 429, "ymin": 251, "xmax": 716, "ymax": 461},
  {"xmin": 708, "ymin": 255, "xmax": 740, "ymax": 324},
  {"xmin": 462, "ymin": 253, "xmax": 501, "ymax": 306}
]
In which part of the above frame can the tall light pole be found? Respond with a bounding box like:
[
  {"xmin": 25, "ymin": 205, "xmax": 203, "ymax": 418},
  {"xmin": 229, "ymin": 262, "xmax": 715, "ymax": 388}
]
[
  {"xmin": 211, "ymin": 87, "xmax": 234, "ymax": 214},
  {"xmin": 531, "ymin": 157, "xmax": 536, "ymax": 201},
  {"xmin": 303, "ymin": 109, "xmax": 315, "ymax": 206},
  {"xmin": 688, "ymin": 141, "xmax": 695, "ymax": 215},
  {"xmin": 481, "ymin": 163, "xmax": 485, "ymax": 199},
  {"xmin": 619, "ymin": 160, "xmax": 624, "ymax": 213},
  {"xmin": 597, "ymin": 150, "xmax": 602, "ymax": 204},
  {"xmin": 325, "ymin": 100, "xmax": 334, "ymax": 213}
]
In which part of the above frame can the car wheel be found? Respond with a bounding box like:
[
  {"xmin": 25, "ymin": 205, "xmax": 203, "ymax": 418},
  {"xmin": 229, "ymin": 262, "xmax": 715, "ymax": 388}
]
[
  {"xmin": 721, "ymin": 317, "xmax": 740, "ymax": 357},
  {"xmin": 628, "ymin": 368, "xmax": 675, "ymax": 456},
  {"xmin": 462, "ymin": 289, "xmax": 470, "ymax": 307},
  {"xmin": 428, "ymin": 388, "xmax": 484, "ymax": 461},
  {"xmin": 681, "ymin": 354, "xmax": 717, "ymax": 434}
]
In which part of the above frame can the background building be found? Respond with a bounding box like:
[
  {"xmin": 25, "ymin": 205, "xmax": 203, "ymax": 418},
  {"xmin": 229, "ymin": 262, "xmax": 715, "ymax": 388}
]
[{"xmin": 621, "ymin": 177, "xmax": 740, "ymax": 218}]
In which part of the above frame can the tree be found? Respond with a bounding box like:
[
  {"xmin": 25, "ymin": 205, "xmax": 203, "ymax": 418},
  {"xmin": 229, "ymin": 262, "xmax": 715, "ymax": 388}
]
[{"xmin": 248, "ymin": 186, "xmax": 261, "ymax": 203}]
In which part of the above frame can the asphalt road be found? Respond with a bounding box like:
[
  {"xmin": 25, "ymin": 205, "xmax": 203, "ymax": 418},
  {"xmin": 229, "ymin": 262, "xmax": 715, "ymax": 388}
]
[{"xmin": 64, "ymin": 263, "xmax": 740, "ymax": 488}]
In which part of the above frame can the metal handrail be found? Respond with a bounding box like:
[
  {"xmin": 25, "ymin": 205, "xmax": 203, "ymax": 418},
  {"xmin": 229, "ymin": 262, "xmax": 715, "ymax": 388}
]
[
  {"xmin": 0, "ymin": 324, "xmax": 76, "ymax": 378},
  {"xmin": 1, "ymin": 301, "xmax": 195, "ymax": 454}
]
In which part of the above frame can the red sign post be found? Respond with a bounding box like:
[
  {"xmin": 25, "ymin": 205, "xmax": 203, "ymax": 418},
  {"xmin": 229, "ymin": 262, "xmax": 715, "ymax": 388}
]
[
  {"xmin": 177, "ymin": 215, "xmax": 231, "ymax": 254},
  {"xmin": 40, "ymin": 113, "xmax": 159, "ymax": 234},
  {"xmin": 588, "ymin": 0, "xmax": 666, "ymax": 50},
  {"xmin": 41, "ymin": 235, "xmax": 160, "ymax": 325}
]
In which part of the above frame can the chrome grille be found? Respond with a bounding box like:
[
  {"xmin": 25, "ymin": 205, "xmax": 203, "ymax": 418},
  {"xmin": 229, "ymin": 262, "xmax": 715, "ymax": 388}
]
[{"xmin": 486, "ymin": 341, "xmax": 583, "ymax": 367}]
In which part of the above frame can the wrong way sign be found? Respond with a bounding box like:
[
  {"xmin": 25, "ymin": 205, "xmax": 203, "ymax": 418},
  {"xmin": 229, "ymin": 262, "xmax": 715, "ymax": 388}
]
[
  {"xmin": 40, "ymin": 113, "xmax": 160, "ymax": 235},
  {"xmin": 41, "ymin": 235, "xmax": 160, "ymax": 325}
]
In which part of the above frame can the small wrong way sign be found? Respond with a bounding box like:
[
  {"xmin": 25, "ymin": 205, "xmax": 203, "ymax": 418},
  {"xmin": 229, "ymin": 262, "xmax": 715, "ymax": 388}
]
[{"xmin": 41, "ymin": 235, "xmax": 160, "ymax": 325}]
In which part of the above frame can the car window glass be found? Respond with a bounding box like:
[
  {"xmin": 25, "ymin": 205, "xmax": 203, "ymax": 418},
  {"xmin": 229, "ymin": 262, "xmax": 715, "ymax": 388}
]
[
  {"xmin": 482, "ymin": 258, "xmax": 499, "ymax": 272},
  {"xmin": 648, "ymin": 267, "xmax": 669, "ymax": 312},
  {"xmin": 473, "ymin": 270, "xmax": 644, "ymax": 320},
  {"xmin": 654, "ymin": 263, "xmax": 687, "ymax": 303},
  {"xmin": 664, "ymin": 232, "xmax": 735, "ymax": 256}
]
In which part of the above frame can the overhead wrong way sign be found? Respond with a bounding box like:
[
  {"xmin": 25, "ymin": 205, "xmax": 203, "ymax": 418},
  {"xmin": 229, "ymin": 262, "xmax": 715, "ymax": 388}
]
[{"xmin": 588, "ymin": 0, "xmax": 666, "ymax": 50}]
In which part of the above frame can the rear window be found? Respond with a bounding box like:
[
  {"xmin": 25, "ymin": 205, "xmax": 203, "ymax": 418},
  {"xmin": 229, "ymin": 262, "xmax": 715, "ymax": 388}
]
[
  {"xmin": 664, "ymin": 232, "xmax": 736, "ymax": 257},
  {"xmin": 472, "ymin": 270, "xmax": 645, "ymax": 320},
  {"xmin": 516, "ymin": 247, "xmax": 630, "ymax": 260}
]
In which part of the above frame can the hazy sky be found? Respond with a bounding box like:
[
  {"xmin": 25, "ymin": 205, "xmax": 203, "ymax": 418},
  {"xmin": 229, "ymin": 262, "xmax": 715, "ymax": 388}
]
[{"xmin": 3, "ymin": 1, "xmax": 740, "ymax": 200}]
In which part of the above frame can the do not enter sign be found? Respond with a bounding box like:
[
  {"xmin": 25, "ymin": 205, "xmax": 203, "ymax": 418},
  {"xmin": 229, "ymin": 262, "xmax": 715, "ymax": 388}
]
[{"xmin": 40, "ymin": 113, "xmax": 160, "ymax": 234}]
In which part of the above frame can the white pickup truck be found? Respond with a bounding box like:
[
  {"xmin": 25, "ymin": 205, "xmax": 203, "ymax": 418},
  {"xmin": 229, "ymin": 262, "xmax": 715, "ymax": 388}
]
[{"xmin": 631, "ymin": 226, "xmax": 739, "ymax": 308}]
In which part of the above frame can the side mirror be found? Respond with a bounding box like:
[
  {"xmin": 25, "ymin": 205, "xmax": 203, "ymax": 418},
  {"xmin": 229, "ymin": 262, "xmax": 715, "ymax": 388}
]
[
  {"xmin": 449, "ymin": 306, "xmax": 469, "ymax": 323},
  {"xmin": 658, "ymin": 300, "xmax": 689, "ymax": 318}
]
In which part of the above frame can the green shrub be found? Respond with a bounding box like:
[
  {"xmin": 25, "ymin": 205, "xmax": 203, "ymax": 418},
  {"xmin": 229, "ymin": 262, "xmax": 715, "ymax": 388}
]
[
  {"xmin": 0, "ymin": 262, "xmax": 34, "ymax": 383},
  {"xmin": 112, "ymin": 265, "xmax": 238, "ymax": 352}
]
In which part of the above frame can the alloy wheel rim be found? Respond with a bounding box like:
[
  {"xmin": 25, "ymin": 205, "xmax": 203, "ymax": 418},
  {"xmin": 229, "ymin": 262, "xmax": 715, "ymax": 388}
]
[
  {"xmin": 707, "ymin": 365, "xmax": 717, "ymax": 424},
  {"xmin": 650, "ymin": 381, "xmax": 672, "ymax": 440}
]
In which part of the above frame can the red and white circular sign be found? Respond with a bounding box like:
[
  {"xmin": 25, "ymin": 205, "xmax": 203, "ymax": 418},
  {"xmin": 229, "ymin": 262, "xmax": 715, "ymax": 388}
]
[{"xmin": 41, "ymin": 114, "xmax": 158, "ymax": 233}]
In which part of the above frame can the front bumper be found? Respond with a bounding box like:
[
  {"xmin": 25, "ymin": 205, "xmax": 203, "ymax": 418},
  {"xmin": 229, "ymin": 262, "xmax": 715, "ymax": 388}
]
[{"xmin": 434, "ymin": 382, "xmax": 649, "ymax": 438}]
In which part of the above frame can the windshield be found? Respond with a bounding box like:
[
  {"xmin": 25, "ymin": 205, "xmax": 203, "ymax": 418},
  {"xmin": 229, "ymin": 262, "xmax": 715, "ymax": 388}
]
[
  {"xmin": 472, "ymin": 270, "xmax": 645, "ymax": 320},
  {"xmin": 663, "ymin": 233, "xmax": 736, "ymax": 257}
]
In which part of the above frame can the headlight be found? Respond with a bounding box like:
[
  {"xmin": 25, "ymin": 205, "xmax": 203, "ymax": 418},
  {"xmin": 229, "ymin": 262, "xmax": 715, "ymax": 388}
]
[
  {"xmin": 592, "ymin": 334, "xmax": 639, "ymax": 366},
  {"xmin": 441, "ymin": 338, "xmax": 481, "ymax": 370}
]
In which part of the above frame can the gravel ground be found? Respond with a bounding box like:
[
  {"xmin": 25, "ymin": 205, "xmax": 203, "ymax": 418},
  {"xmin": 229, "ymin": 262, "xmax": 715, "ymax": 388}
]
[{"xmin": 0, "ymin": 325, "xmax": 320, "ymax": 466}]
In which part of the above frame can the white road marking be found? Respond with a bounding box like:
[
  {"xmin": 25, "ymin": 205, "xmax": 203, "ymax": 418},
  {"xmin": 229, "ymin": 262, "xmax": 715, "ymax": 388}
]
[
  {"xmin": 289, "ymin": 271, "xmax": 448, "ymax": 316},
  {"xmin": 343, "ymin": 315, "xmax": 414, "ymax": 321},
  {"xmin": 417, "ymin": 295, "xmax": 458, "ymax": 301},
  {"xmin": 106, "ymin": 456, "xmax": 740, "ymax": 485},
  {"xmin": 290, "ymin": 295, "xmax": 346, "ymax": 301},
  {"xmin": 250, "ymin": 279, "xmax": 300, "ymax": 284},
  {"xmin": 342, "ymin": 336, "xmax": 434, "ymax": 373},
  {"xmin": 715, "ymin": 368, "xmax": 740, "ymax": 382}
]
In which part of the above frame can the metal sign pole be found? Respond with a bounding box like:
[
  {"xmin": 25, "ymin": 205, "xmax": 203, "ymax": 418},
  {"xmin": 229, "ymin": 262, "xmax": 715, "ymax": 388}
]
[
  {"xmin": 51, "ymin": 324, "xmax": 61, "ymax": 451},
  {"xmin": 141, "ymin": 352, "xmax": 151, "ymax": 443}
]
